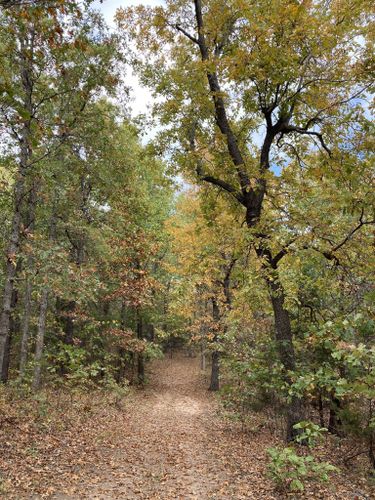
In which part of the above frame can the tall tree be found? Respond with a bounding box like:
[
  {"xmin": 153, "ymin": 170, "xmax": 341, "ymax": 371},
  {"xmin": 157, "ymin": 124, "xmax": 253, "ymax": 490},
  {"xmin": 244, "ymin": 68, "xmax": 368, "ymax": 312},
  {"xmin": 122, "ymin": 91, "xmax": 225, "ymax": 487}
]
[
  {"xmin": 0, "ymin": 1, "xmax": 118, "ymax": 380},
  {"xmin": 120, "ymin": 0, "xmax": 373, "ymax": 439}
]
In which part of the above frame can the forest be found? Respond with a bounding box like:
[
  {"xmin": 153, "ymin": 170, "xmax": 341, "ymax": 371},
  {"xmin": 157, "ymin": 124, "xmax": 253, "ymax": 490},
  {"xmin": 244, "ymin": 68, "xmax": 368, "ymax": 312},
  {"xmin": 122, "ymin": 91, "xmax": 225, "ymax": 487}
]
[{"xmin": 0, "ymin": 0, "xmax": 374, "ymax": 498}]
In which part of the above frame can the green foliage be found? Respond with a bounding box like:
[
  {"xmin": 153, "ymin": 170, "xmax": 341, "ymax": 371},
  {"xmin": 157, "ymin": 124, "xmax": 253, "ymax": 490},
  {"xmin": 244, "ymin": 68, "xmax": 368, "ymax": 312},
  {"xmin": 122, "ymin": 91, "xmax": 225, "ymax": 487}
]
[
  {"xmin": 293, "ymin": 421, "xmax": 327, "ymax": 447},
  {"xmin": 267, "ymin": 446, "xmax": 338, "ymax": 493},
  {"xmin": 144, "ymin": 342, "xmax": 164, "ymax": 361}
]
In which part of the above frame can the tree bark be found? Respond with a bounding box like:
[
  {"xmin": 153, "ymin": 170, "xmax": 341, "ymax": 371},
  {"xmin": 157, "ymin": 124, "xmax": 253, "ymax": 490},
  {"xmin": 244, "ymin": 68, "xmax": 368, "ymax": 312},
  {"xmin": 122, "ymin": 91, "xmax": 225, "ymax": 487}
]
[
  {"xmin": 268, "ymin": 277, "xmax": 304, "ymax": 441},
  {"xmin": 189, "ymin": 0, "xmax": 303, "ymax": 440},
  {"xmin": 19, "ymin": 180, "xmax": 38, "ymax": 378},
  {"xmin": 0, "ymin": 126, "xmax": 30, "ymax": 380},
  {"xmin": 0, "ymin": 28, "xmax": 34, "ymax": 380},
  {"xmin": 137, "ymin": 313, "xmax": 145, "ymax": 384},
  {"xmin": 32, "ymin": 287, "xmax": 49, "ymax": 391},
  {"xmin": 209, "ymin": 298, "xmax": 220, "ymax": 391},
  {"xmin": 19, "ymin": 278, "xmax": 32, "ymax": 377},
  {"xmin": 2, "ymin": 282, "xmax": 20, "ymax": 382},
  {"xmin": 328, "ymin": 392, "xmax": 342, "ymax": 435}
]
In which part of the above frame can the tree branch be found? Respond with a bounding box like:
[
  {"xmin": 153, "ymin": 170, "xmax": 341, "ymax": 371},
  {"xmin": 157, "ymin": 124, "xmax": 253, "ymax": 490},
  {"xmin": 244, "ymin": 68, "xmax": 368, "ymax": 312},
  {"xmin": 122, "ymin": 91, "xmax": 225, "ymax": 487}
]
[
  {"xmin": 282, "ymin": 125, "xmax": 332, "ymax": 156},
  {"xmin": 174, "ymin": 23, "xmax": 199, "ymax": 44}
]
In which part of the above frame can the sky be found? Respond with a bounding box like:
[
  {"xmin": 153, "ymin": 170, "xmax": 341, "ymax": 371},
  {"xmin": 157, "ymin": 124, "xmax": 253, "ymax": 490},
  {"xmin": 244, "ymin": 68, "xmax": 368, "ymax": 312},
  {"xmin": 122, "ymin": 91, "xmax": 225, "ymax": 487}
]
[
  {"xmin": 92, "ymin": 0, "xmax": 165, "ymax": 117},
  {"xmin": 92, "ymin": 0, "xmax": 164, "ymax": 25}
]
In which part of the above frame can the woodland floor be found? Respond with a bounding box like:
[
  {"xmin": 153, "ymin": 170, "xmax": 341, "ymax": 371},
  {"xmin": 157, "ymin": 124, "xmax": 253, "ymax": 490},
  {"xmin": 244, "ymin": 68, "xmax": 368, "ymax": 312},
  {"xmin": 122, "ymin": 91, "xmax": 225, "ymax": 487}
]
[{"xmin": 1, "ymin": 353, "xmax": 374, "ymax": 499}]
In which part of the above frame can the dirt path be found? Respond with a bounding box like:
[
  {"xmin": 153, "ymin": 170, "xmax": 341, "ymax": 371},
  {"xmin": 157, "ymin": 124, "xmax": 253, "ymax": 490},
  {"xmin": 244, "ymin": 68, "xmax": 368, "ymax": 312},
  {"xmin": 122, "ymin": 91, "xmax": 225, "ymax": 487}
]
[
  {"xmin": 4, "ymin": 352, "xmax": 367, "ymax": 499},
  {"xmin": 53, "ymin": 353, "xmax": 275, "ymax": 499}
]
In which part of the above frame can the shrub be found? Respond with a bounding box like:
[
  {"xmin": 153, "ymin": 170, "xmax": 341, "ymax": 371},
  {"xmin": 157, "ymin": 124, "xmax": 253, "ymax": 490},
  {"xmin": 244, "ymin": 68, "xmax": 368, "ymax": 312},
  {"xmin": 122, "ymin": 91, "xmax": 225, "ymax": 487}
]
[{"xmin": 267, "ymin": 446, "xmax": 338, "ymax": 493}]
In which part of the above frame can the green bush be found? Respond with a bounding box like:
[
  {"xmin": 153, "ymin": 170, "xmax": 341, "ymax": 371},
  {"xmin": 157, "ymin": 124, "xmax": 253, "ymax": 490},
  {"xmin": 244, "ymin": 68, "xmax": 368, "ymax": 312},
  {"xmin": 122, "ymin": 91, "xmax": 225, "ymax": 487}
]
[
  {"xmin": 267, "ymin": 446, "xmax": 338, "ymax": 492},
  {"xmin": 293, "ymin": 420, "xmax": 328, "ymax": 447}
]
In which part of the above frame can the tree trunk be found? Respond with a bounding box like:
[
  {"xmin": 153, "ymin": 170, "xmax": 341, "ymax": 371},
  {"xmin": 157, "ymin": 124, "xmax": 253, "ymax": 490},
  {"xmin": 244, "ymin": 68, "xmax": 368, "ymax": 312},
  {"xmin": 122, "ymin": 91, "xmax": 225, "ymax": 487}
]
[
  {"xmin": 2, "ymin": 283, "xmax": 20, "ymax": 382},
  {"xmin": 32, "ymin": 287, "xmax": 49, "ymax": 391},
  {"xmin": 191, "ymin": 0, "xmax": 302, "ymax": 441},
  {"xmin": 137, "ymin": 313, "xmax": 145, "ymax": 384},
  {"xmin": 209, "ymin": 298, "xmax": 220, "ymax": 391},
  {"xmin": 0, "ymin": 149, "xmax": 29, "ymax": 380},
  {"xmin": 318, "ymin": 392, "xmax": 325, "ymax": 428},
  {"xmin": 209, "ymin": 350, "xmax": 220, "ymax": 391},
  {"xmin": 0, "ymin": 31, "xmax": 34, "ymax": 380},
  {"xmin": 269, "ymin": 278, "xmax": 304, "ymax": 441},
  {"xmin": 19, "ymin": 278, "xmax": 32, "ymax": 377},
  {"xmin": 200, "ymin": 344, "xmax": 206, "ymax": 371},
  {"xmin": 116, "ymin": 302, "xmax": 127, "ymax": 383},
  {"xmin": 328, "ymin": 393, "xmax": 342, "ymax": 435},
  {"xmin": 18, "ymin": 181, "xmax": 38, "ymax": 378}
]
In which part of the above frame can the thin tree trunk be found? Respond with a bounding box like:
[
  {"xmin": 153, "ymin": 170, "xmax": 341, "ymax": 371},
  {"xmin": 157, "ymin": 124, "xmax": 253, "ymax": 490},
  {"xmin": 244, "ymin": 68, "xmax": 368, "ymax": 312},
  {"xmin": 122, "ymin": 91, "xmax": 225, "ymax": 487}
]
[
  {"xmin": 31, "ymin": 197, "xmax": 58, "ymax": 391},
  {"xmin": 200, "ymin": 345, "xmax": 206, "ymax": 371},
  {"xmin": 32, "ymin": 287, "xmax": 49, "ymax": 391},
  {"xmin": 19, "ymin": 181, "xmax": 38, "ymax": 378},
  {"xmin": 318, "ymin": 392, "xmax": 325, "ymax": 428},
  {"xmin": 0, "ymin": 171, "xmax": 28, "ymax": 379},
  {"xmin": 19, "ymin": 277, "xmax": 32, "ymax": 377},
  {"xmin": 116, "ymin": 301, "xmax": 127, "ymax": 383},
  {"xmin": 0, "ymin": 30, "xmax": 34, "ymax": 380},
  {"xmin": 369, "ymin": 400, "xmax": 375, "ymax": 469},
  {"xmin": 2, "ymin": 283, "xmax": 20, "ymax": 382},
  {"xmin": 137, "ymin": 313, "xmax": 144, "ymax": 384},
  {"xmin": 209, "ymin": 298, "xmax": 220, "ymax": 391}
]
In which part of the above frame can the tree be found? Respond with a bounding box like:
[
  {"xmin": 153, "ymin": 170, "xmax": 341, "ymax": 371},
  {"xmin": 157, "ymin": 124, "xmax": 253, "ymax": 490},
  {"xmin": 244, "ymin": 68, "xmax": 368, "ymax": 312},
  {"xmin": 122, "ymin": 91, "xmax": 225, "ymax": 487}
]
[
  {"xmin": 0, "ymin": 0, "xmax": 119, "ymax": 380},
  {"xmin": 120, "ymin": 0, "xmax": 373, "ymax": 440},
  {"xmin": 167, "ymin": 191, "xmax": 241, "ymax": 390}
]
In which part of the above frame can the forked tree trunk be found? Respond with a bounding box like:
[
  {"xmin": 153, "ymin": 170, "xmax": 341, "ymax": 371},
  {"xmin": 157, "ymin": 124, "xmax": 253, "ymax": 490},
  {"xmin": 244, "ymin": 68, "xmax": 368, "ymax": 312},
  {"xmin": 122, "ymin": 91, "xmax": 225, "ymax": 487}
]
[{"xmin": 191, "ymin": 0, "xmax": 303, "ymax": 441}]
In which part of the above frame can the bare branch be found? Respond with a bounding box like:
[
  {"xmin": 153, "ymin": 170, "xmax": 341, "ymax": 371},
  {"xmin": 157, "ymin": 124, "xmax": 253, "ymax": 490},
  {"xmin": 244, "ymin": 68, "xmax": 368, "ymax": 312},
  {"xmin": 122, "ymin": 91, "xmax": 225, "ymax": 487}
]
[
  {"xmin": 283, "ymin": 125, "xmax": 332, "ymax": 156},
  {"xmin": 174, "ymin": 23, "xmax": 199, "ymax": 45},
  {"xmin": 331, "ymin": 208, "xmax": 374, "ymax": 253}
]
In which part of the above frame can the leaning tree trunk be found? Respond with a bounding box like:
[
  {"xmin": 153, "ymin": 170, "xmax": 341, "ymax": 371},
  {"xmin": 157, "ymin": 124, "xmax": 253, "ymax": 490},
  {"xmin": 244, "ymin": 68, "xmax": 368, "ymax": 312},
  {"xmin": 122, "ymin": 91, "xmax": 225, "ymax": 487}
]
[{"xmin": 32, "ymin": 287, "xmax": 49, "ymax": 391}]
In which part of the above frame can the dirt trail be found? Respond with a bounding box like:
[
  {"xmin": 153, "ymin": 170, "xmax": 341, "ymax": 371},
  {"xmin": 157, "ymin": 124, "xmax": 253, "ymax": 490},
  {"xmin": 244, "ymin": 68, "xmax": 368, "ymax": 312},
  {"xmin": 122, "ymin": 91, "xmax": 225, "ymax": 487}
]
[
  {"xmin": 55, "ymin": 353, "xmax": 274, "ymax": 499},
  {"xmin": 4, "ymin": 352, "xmax": 368, "ymax": 499}
]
